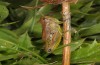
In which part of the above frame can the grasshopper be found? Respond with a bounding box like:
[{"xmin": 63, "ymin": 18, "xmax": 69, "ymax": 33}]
[{"xmin": 40, "ymin": 16, "xmax": 62, "ymax": 53}]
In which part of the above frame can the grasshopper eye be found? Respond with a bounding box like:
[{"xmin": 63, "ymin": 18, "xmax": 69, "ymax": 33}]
[
  {"xmin": 52, "ymin": 33, "xmax": 54, "ymax": 34},
  {"xmin": 50, "ymin": 32, "xmax": 54, "ymax": 35},
  {"xmin": 48, "ymin": 49, "xmax": 52, "ymax": 53}
]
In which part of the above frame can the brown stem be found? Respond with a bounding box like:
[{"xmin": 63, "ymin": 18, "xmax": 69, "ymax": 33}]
[{"xmin": 62, "ymin": 1, "xmax": 71, "ymax": 65}]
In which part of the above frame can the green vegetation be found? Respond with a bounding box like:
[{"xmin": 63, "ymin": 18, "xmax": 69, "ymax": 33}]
[{"xmin": 0, "ymin": 0, "xmax": 100, "ymax": 65}]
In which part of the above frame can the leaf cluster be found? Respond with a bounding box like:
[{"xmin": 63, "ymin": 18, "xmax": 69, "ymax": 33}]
[{"xmin": 0, "ymin": 0, "xmax": 100, "ymax": 65}]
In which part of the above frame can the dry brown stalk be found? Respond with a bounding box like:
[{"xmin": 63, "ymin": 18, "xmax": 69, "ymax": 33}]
[{"xmin": 62, "ymin": 1, "xmax": 71, "ymax": 65}]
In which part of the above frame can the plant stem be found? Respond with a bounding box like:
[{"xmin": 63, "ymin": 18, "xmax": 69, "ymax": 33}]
[
  {"xmin": 62, "ymin": 1, "xmax": 71, "ymax": 65},
  {"xmin": 30, "ymin": 0, "xmax": 39, "ymax": 32},
  {"xmin": 19, "ymin": 46, "xmax": 48, "ymax": 63}
]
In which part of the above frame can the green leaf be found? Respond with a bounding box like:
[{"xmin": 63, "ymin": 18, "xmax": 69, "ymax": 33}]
[
  {"xmin": 71, "ymin": 39, "xmax": 85, "ymax": 52},
  {"xmin": 4, "ymin": 0, "xmax": 32, "ymax": 8},
  {"xmin": 32, "ymin": 22, "xmax": 42, "ymax": 38},
  {"xmin": 0, "ymin": 54, "xmax": 18, "ymax": 61},
  {"xmin": 15, "ymin": 10, "xmax": 34, "ymax": 35},
  {"xmin": 80, "ymin": 12, "xmax": 100, "ymax": 27},
  {"xmin": 0, "ymin": 28, "xmax": 18, "ymax": 44},
  {"xmin": 80, "ymin": 23, "xmax": 100, "ymax": 37},
  {"xmin": 36, "ymin": 4, "xmax": 53, "ymax": 16},
  {"xmin": 71, "ymin": 1, "xmax": 84, "ymax": 12},
  {"xmin": 0, "ymin": 4, "xmax": 9, "ymax": 23},
  {"xmin": 72, "ymin": 1, "xmax": 93, "ymax": 23},
  {"xmin": 0, "ymin": 28, "xmax": 18, "ymax": 54},
  {"xmin": 0, "ymin": 1, "xmax": 10, "ymax": 6},
  {"xmin": 0, "ymin": 62, "xmax": 2, "ymax": 65},
  {"xmin": 87, "ymin": 35, "xmax": 100, "ymax": 40},
  {"xmin": 71, "ymin": 40, "xmax": 100, "ymax": 63},
  {"xmin": 18, "ymin": 32, "xmax": 33, "ymax": 49},
  {"xmin": 53, "ymin": 39, "xmax": 84, "ymax": 55},
  {"xmin": 77, "ymin": 64, "xmax": 93, "ymax": 65},
  {"xmin": 80, "ymin": 1, "xmax": 93, "ymax": 13},
  {"xmin": 17, "ymin": 58, "xmax": 37, "ymax": 65},
  {"xmin": 0, "ymin": 38, "xmax": 17, "ymax": 53}
]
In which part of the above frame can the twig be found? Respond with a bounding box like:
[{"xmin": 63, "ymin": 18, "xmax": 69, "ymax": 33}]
[
  {"xmin": 21, "ymin": 4, "xmax": 46, "ymax": 10},
  {"xmin": 62, "ymin": 1, "xmax": 71, "ymax": 65}
]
